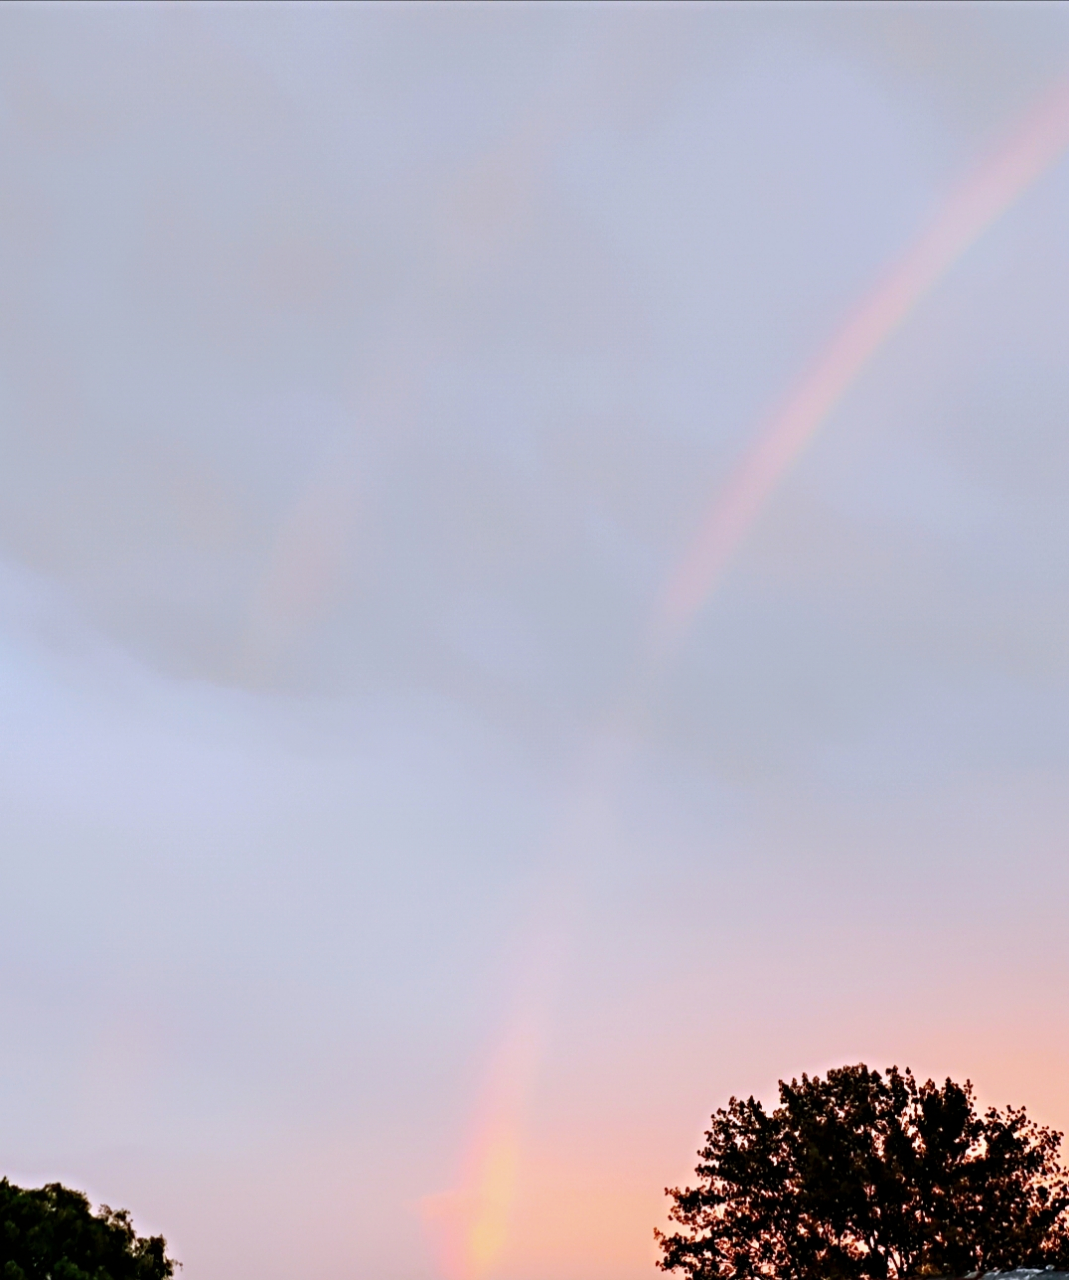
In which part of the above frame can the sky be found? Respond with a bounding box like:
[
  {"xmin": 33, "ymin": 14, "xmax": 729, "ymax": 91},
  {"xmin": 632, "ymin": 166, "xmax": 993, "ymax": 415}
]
[{"xmin": 2, "ymin": 3, "xmax": 1069, "ymax": 1278}]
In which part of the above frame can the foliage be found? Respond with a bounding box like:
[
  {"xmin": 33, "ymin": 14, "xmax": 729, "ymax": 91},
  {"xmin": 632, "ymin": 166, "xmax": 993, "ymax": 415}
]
[
  {"xmin": 658, "ymin": 1063, "xmax": 1069, "ymax": 1280},
  {"xmin": 0, "ymin": 1178, "xmax": 177, "ymax": 1280}
]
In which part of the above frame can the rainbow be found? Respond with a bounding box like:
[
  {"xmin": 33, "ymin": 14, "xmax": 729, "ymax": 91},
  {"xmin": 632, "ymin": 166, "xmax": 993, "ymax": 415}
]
[
  {"xmin": 431, "ymin": 71, "xmax": 1069, "ymax": 1280},
  {"xmin": 653, "ymin": 74, "xmax": 1069, "ymax": 655}
]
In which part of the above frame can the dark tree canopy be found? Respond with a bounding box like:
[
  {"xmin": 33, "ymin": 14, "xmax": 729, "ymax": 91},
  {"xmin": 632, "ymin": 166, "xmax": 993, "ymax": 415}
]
[
  {"xmin": 658, "ymin": 1064, "xmax": 1069, "ymax": 1280},
  {"xmin": 0, "ymin": 1178, "xmax": 177, "ymax": 1280}
]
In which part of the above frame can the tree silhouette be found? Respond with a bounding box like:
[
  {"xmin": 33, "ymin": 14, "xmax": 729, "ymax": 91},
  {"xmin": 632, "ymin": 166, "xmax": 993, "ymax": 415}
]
[
  {"xmin": 0, "ymin": 1178, "xmax": 177, "ymax": 1279},
  {"xmin": 658, "ymin": 1063, "xmax": 1069, "ymax": 1280}
]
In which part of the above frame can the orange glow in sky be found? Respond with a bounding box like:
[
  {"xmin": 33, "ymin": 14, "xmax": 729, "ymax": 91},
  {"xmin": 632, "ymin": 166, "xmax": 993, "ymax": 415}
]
[{"xmin": 423, "ymin": 1016, "xmax": 542, "ymax": 1280}]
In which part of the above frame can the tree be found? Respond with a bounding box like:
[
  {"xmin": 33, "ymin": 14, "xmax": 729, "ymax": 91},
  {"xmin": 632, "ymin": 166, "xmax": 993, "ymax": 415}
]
[
  {"xmin": 658, "ymin": 1063, "xmax": 1069, "ymax": 1280},
  {"xmin": 0, "ymin": 1178, "xmax": 177, "ymax": 1280}
]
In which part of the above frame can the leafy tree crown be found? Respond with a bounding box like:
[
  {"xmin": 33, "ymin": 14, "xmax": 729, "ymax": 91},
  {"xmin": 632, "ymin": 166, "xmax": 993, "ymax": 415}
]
[
  {"xmin": 0, "ymin": 1178, "xmax": 177, "ymax": 1280},
  {"xmin": 658, "ymin": 1063, "xmax": 1069, "ymax": 1280}
]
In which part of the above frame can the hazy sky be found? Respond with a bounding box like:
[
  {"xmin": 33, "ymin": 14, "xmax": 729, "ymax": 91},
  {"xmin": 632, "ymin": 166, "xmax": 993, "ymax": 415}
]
[{"xmin": 3, "ymin": 3, "xmax": 1069, "ymax": 1278}]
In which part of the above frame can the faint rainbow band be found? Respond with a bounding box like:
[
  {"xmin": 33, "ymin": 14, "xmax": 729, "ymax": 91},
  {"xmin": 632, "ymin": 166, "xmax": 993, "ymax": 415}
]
[{"xmin": 654, "ymin": 74, "xmax": 1069, "ymax": 654}]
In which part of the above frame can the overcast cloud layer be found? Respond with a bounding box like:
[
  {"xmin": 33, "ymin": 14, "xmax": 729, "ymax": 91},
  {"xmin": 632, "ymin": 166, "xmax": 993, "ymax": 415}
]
[{"xmin": 3, "ymin": 4, "xmax": 1069, "ymax": 1278}]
